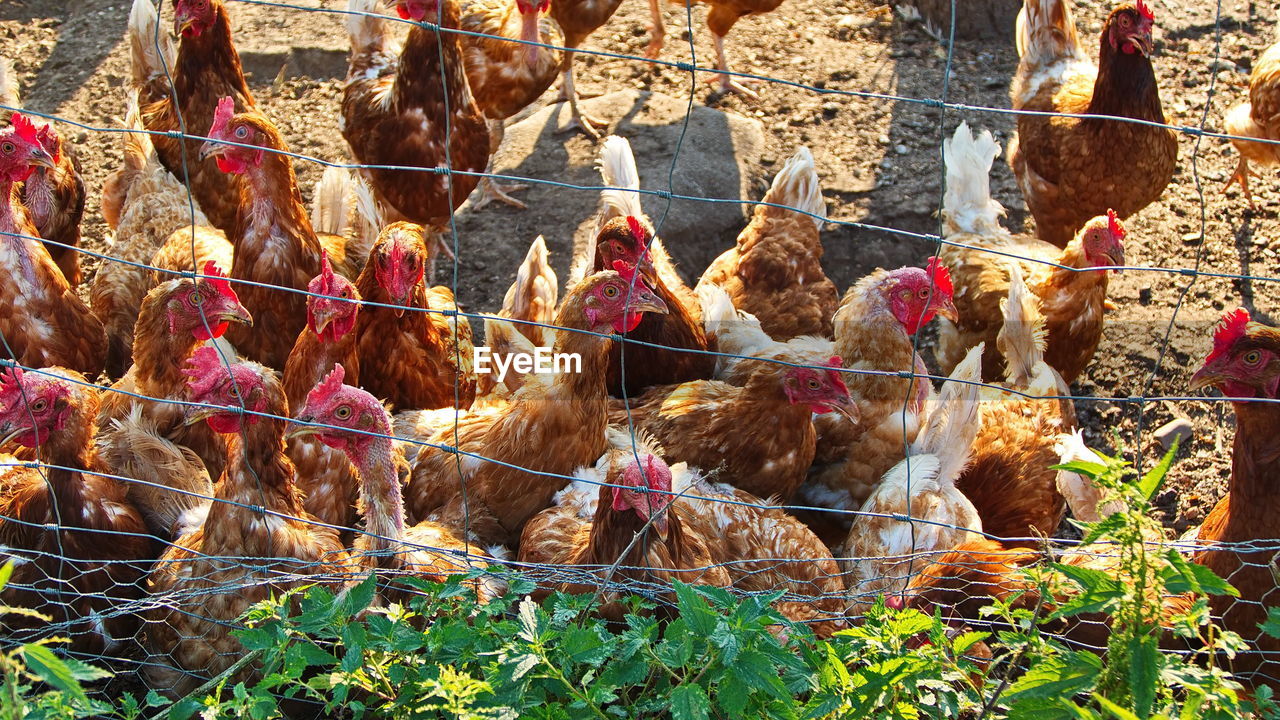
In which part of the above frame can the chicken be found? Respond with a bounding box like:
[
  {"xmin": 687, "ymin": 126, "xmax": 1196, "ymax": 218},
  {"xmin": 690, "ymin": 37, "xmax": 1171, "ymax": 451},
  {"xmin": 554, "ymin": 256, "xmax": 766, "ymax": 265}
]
[
  {"xmin": 645, "ymin": 0, "xmax": 787, "ymax": 97},
  {"xmin": 282, "ymin": 256, "xmax": 364, "ymax": 532},
  {"xmin": 96, "ymin": 265, "xmax": 253, "ymax": 539},
  {"xmin": 404, "ymin": 267, "xmax": 668, "ymax": 548},
  {"xmin": 1223, "ymin": 35, "xmax": 1280, "ymax": 209},
  {"xmin": 548, "ymin": 0, "xmax": 625, "ymax": 138},
  {"xmin": 518, "ymin": 443, "xmax": 731, "ymax": 619},
  {"xmin": 94, "ymin": 92, "xmax": 231, "ymax": 379},
  {"xmin": 0, "ymin": 114, "xmax": 106, "ymax": 378},
  {"xmin": 955, "ymin": 264, "xmax": 1077, "ymax": 546},
  {"xmin": 1185, "ymin": 308, "xmax": 1280, "ymax": 689},
  {"xmin": 459, "ymin": 0, "xmax": 563, "ymax": 208},
  {"xmin": 342, "ymin": 0, "xmax": 490, "ymax": 229},
  {"xmin": 290, "ymin": 364, "xmax": 506, "ymax": 603},
  {"xmin": 1, "ymin": 62, "xmax": 86, "ymax": 286},
  {"xmin": 355, "ymin": 222, "xmax": 477, "ymax": 411},
  {"xmin": 666, "ymin": 453, "xmax": 848, "ymax": 638},
  {"xmin": 697, "ymin": 146, "xmax": 836, "ymax": 340},
  {"xmin": 198, "ymin": 97, "xmax": 372, "ymax": 369},
  {"xmin": 128, "ymin": 0, "xmax": 254, "ymax": 236},
  {"xmin": 1008, "ymin": 0, "xmax": 1177, "ymax": 247},
  {"xmin": 143, "ymin": 348, "xmax": 353, "ymax": 698},
  {"xmin": 0, "ymin": 367, "xmax": 152, "ymax": 654},
  {"xmin": 937, "ymin": 122, "xmax": 1125, "ymax": 385},
  {"xmin": 843, "ymin": 344, "xmax": 986, "ymax": 616},
  {"xmin": 608, "ymin": 355, "xmax": 856, "ymax": 503},
  {"xmin": 796, "ymin": 261, "xmax": 958, "ymax": 547},
  {"xmin": 575, "ymin": 136, "xmax": 714, "ymax": 395}
]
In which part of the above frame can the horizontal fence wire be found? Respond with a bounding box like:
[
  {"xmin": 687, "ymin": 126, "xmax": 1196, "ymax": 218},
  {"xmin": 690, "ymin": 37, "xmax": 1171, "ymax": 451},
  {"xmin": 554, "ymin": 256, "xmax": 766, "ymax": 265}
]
[{"xmin": 0, "ymin": 0, "xmax": 1278, "ymax": 707}]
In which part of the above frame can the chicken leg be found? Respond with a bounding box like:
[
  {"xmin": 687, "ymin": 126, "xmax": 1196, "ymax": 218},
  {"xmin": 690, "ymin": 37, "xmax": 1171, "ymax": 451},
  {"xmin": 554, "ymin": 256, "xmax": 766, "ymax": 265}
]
[
  {"xmin": 645, "ymin": 0, "xmax": 665, "ymax": 59},
  {"xmin": 471, "ymin": 120, "xmax": 528, "ymax": 210},
  {"xmin": 1223, "ymin": 155, "xmax": 1259, "ymax": 211},
  {"xmin": 711, "ymin": 32, "xmax": 761, "ymax": 98},
  {"xmin": 555, "ymin": 51, "xmax": 608, "ymax": 140}
]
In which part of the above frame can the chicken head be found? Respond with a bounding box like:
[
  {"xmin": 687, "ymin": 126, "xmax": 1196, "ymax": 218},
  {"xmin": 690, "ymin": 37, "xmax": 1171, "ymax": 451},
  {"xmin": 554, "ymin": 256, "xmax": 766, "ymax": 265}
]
[
  {"xmin": 371, "ymin": 222, "xmax": 427, "ymax": 317},
  {"xmin": 593, "ymin": 216, "xmax": 657, "ymax": 279},
  {"xmin": 782, "ymin": 357, "xmax": 858, "ymax": 423},
  {"xmin": 609, "ymin": 452, "xmax": 674, "ymax": 538},
  {"xmin": 514, "ymin": 0, "xmax": 552, "ymax": 64},
  {"xmin": 1079, "ymin": 210, "xmax": 1127, "ymax": 270},
  {"xmin": 182, "ymin": 346, "xmax": 276, "ymax": 433},
  {"xmin": 174, "ymin": 0, "xmax": 219, "ymax": 37},
  {"xmin": 198, "ymin": 97, "xmax": 268, "ymax": 174},
  {"xmin": 289, "ymin": 364, "xmax": 388, "ymax": 460},
  {"xmin": 0, "ymin": 113, "xmax": 55, "ymax": 184},
  {"xmin": 0, "ymin": 367, "xmax": 75, "ymax": 448},
  {"xmin": 166, "ymin": 262, "xmax": 253, "ymax": 341},
  {"xmin": 883, "ymin": 259, "xmax": 958, "ymax": 336},
  {"xmin": 395, "ymin": 0, "xmax": 440, "ymax": 21},
  {"xmin": 1107, "ymin": 1, "xmax": 1154, "ymax": 58},
  {"xmin": 579, "ymin": 262, "xmax": 668, "ymax": 334},
  {"xmin": 1190, "ymin": 308, "xmax": 1280, "ymax": 400},
  {"xmin": 307, "ymin": 253, "xmax": 361, "ymax": 342}
]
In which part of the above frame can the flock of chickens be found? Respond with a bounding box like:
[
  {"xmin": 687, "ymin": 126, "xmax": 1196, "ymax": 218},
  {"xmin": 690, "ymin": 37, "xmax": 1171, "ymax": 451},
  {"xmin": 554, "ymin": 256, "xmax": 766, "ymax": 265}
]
[{"xmin": 0, "ymin": 0, "xmax": 1279, "ymax": 702}]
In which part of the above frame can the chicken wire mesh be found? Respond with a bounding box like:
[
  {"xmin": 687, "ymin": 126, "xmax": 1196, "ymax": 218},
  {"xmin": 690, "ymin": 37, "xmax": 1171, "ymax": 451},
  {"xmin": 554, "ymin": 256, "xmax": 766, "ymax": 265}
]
[{"xmin": 0, "ymin": 0, "xmax": 1279, "ymax": 709}]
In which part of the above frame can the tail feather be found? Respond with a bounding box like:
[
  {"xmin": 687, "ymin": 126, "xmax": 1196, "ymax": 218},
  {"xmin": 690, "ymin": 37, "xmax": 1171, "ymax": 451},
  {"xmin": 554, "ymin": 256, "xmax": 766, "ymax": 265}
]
[
  {"xmin": 0, "ymin": 57, "xmax": 19, "ymax": 109},
  {"xmin": 942, "ymin": 121, "xmax": 1007, "ymax": 239},
  {"xmin": 696, "ymin": 282, "xmax": 739, "ymax": 342},
  {"xmin": 913, "ymin": 342, "xmax": 984, "ymax": 483},
  {"xmin": 761, "ymin": 147, "xmax": 825, "ymax": 230},
  {"xmin": 996, "ymin": 263, "xmax": 1046, "ymax": 389},
  {"xmin": 500, "ymin": 235, "xmax": 557, "ymax": 345},
  {"xmin": 346, "ymin": 0, "xmax": 393, "ymax": 60},
  {"xmin": 1054, "ymin": 429, "xmax": 1123, "ymax": 523},
  {"xmin": 310, "ymin": 166, "xmax": 355, "ymax": 237},
  {"xmin": 1015, "ymin": 0, "xmax": 1085, "ymax": 66},
  {"xmin": 129, "ymin": 0, "xmax": 176, "ymax": 91},
  {"xmin": 597, "ymin": 135, "xmax": 646, "ymax": 226}
]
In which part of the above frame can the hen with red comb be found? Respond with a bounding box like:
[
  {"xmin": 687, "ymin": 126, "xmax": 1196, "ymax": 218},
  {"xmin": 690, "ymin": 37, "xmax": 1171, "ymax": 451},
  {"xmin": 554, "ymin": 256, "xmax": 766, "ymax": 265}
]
[{"xmin": 0, "ymin": 365, "xmax": 152, "ymax": 655}]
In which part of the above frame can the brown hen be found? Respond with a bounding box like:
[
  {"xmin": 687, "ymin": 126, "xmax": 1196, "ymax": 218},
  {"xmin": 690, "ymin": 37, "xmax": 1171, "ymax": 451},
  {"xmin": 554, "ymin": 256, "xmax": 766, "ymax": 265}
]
[{"xmin": 1223, "ymin": 37, "xmax": 1280, "ymax": 208}]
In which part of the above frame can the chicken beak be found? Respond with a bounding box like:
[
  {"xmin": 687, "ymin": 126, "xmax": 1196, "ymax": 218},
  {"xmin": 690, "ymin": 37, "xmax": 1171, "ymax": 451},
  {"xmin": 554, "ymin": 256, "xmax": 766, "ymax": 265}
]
[
  {"xmin": 286, "ymin": 418, "xmax": 323, "ymax": 441},
  {"xmin": 1129, "ymin": 31, "xmax": 1154, "ymax": 57},
  {"xmin": 183, "ymin": 405, "xmax": 222, "ymax": 427},
  {"xmin": 649, "ymin": 511, "xmax": 670, "ymax": 542},
  {"xmin": 936, "ymin": 298, "xmax": 959, "ymax": 323},
  {"xmin": 0, "ymin": 425, "xmax": 23, "ymax": 448},
  {"xmin": 826, "ymin": 399, "xmax": 860, "ymax": 427},
  {"xmin": 628, "ymin": 292, "xmax": 668, "ymax": 317},
  {"xmin": 28, "ymin": 146, "xmax": 56, "ymax": 171},
  {"xmin": 219, "ymin": 305, "xmax": 254, "ymax": 328},
  {"xmin": 198, "ymin": 140, "xmax": 226, "ymax": 162},
  {"xmin": 311, "ymin": 309, "xmax": 337, "ymax": 336},
  {"xmin": 1108, "ymin": 250, "xmax": 1126, "ymax": 274},
  {"xmin": 175, "ymin": 13, "xmax": 195, "ymax": 37},
  {"xmin": 1188, "ymin": 364, "xmax": 1223, "ymax": 392}
]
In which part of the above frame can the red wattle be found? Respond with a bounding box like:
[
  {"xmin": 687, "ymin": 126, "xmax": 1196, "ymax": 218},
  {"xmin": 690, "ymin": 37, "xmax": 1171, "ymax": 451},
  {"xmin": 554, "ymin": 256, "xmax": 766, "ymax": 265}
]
[
  {"xmin": 395, "ymin": 4, "xmax": 411, "ymax": 18},
  {"xmin": 192, "ymin": 321, "xmax": 230, "ymax": 341},
  {"xmin": 614, "ymin": 312, "xmax": 643, "ymax": 333},
  {"xmin": 215, "ymin": 156, "xmax": 236, "ymax": 174}
]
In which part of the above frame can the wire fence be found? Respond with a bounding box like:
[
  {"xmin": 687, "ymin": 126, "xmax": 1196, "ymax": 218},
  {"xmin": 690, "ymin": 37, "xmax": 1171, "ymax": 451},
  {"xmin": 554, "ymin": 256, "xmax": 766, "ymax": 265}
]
[{"xmin": 0, "ymin": 0, "xmax": 1279, "ymax": 708}]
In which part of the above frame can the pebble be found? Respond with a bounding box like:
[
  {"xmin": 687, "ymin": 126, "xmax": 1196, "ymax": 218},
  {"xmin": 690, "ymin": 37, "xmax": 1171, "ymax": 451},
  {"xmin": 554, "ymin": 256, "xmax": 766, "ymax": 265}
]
[
  {"xmin": 1181, "ymin": 231, "xmax": 1201, "ymax": 243},
  {"xmin": 1155, "ymin": 419, "xmax": 1193, "ymax": 451},
  {"xmin": 1210, "ymin": 59, "xmax": 1240, "ymax": 74},
  {"xmin": 894, "ymin": 144, "xmax": 910, "ymax": 155}
]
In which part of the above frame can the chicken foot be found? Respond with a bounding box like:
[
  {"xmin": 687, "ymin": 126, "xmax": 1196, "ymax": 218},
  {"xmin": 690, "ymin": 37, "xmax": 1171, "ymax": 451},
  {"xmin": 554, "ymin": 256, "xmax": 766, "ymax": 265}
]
[
  {"xmin": 1224, "ymin": 155, "xmax": 1260, "ymax": 211},
  {"xmin": 471, "ymin": 120, "xmax": 528, "ymax": 210},
  {"xmin": 711, "ymin": 33, "xmax": 761, "ymax": 99}
]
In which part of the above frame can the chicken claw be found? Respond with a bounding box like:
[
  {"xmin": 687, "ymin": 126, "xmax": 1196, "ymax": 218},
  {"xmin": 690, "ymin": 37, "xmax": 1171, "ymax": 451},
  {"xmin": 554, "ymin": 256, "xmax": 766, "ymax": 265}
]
[
  {"xmin": 1223, "ymin": 155, "xmax": 1259, "ymax": 211},
  {"xmin": 710, "ymin": 72, "xmax": 761, "ymax": 100},
  {"xmin": 472, "ymin": 177, "xmax": 529, "ymax": 210}
]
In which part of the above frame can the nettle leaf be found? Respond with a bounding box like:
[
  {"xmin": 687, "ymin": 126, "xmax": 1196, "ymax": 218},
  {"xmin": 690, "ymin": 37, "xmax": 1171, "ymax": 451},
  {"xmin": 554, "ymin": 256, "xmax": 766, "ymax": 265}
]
[
  {"xmin": 674, "ymin": 582, "xmax": 718, "ymax": 637},
  {"xmin": 1081, "ymin": 513, "xmax": 1129, "ymax": 545},
  {"xmin": 1007, "ymin": 652, "xmax": 1101, "ymax": 702},
  {"xmin": 1138, "ymin": 442, "xmax": 1178, "ymax": 503},
  {"xmin": 655, "ymin": 620, "xmax": 694, "ymax": 667},
  {"xmin": 1127, "ymin": 634, "xmax": 1160, "ymax": 718},
  {"xmin": 60, "ymin": 654, "xmax": 113, "ymax": 683},
  {"xmin": 507, "ymin": 652, "xmax": 540, "ymax": 681},
  {"xmin": 1094, "ymin": 694, "xmax": 1142, "ymax": 720},
  {"xmin": 517, "ymin": 597, "xmax": 545, "ymax": 643},
  {"xmin": 0, "ymin": 559, "xmax": 13, "ymax": 593},
  {"xmin": 561, "ymin": 625, "xmax": 609, "ymax": 666},
  {"xmin": 1161, "ymin": 551, "xmax": 1239, "ymax": 598},
  {"xmin": 670, "ymin": 683, "xmax": 711, "ymax": 720},
  {"xmin": 339, "ymin": 576, "xmax": 378, "ymax": 618},
  {"xmin": 735, "ymin": 649, "xmax": 789, "ymax": 701},
  {"xmin": 22, "ymin": 643, "xmax": 90, "ymax": 707},
  {"xmin": 1261, "ymin": 607, "xmax": 1280, "ymax": 640}
]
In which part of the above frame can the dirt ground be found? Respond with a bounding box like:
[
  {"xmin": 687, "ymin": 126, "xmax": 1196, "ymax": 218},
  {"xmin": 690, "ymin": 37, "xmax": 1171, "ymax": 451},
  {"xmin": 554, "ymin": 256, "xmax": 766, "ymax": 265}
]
[{"xmin": 1, "ymin": 0, "xmax": 1278, "ymax": 534}]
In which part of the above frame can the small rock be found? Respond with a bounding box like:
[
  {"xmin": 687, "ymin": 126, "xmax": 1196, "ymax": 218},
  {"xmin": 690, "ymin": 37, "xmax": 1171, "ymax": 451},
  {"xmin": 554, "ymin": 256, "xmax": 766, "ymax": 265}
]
[
  {"xmin": 894, "ymin": 144, "xmax": 910, "ymax": 155},
  {"xmin": 1181, "ymin": 231, "xmax": 1201, "ymax": 243},
  {"xmin": 1155, "ymin": 419, "xmax": 1193, "ymax": 451},
  {"xmin": 1138, "ymin": 288, "xmax": 1152, "ymax": 305},
  {"xmin": 1210, "ymin": 59, "xmax": 1240, "ymax": 74}
]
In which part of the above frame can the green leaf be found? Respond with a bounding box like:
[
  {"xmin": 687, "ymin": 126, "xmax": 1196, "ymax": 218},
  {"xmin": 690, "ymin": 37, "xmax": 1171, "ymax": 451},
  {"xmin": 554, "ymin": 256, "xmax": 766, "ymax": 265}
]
[
  {"xmin": 670, "ymin": 684, "xmax": 711, "ymax": 720},
  {"xmin": 0, "ymin": 559, "xmax": 13, "ymax": 593},
  {"xmin": 734, "ymin": 649, "xmax": 789, "ymax": 701},
  {"xmin": 60, "ymin": 655, "xmax": 113, "ymax": 683},
  {"xmin": 674, "ymin": 582, "xmax": 717, "ymax": 637},
  {"xmin": 22, "ymin": 643, "xmax": 91, "ymax": 707},
  {"xmin": 1138, "ymin": 442, "xmax": 1178, "ymax": 503},
  {"xmin": 1161, "ymin": 551, "xmax": 1239, "ymax": 598},
  {"xmin": 339, "ymin": 575, "xmax": 377, "ymax": 618},
  {"xmin": 1007, "ymin": 652, "xmax": 1101, "ymax": 702},
  {"xmin": 1051, "ymin": 460, "xmax": 1109, "ymax": 479},
  {"xmin": 1261, "ymin": 607, "xmax": 1280, "ymax": 640},
  {"xmin": 1094, "ymin": 694, "xmax": 1142, "ymax": 720},
  {"xmin": 1127, "ymin": 634, "xmax": 1159, "ymax": 718}
]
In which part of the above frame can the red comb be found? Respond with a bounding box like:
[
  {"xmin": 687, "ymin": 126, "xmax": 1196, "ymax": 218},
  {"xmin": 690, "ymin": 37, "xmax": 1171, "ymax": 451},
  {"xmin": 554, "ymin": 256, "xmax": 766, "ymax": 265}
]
[
  {"xmin": 626, "ymin": 215, "xmax": 649, "ymax": 243},
  {"xmin": 307, "ymin": 363, "xmax": 347, "ymax": 409},
  {"xmin": 1135, "ymin": 0, "xmax": 1153, "ymax": 20},
  {"xmin": 1207, "ymin": 308, "xmax": 1250, "ymax": 364},
  {"xmin": 925, "ymin": 257, "xmax": 954, "ymax": 298},
  {"xmin": 181, "ymin": 345, "xmax": 228, "ymax": 399},
  {"xmin": 0, "ymin": 366, "xmax": 25, "ymax": 411},
  {"xmin": 823, "ymin": 356, "xmax": 850, "ymax": 393},
  {"xmin": 1106, "ymin": 209, "xmax": 1125, "ymax": 242},
  {"xmin": 209, "ymin": 96, "xmax": 235, "ymax": 139},
  {"xmin": 611, "ymin": 259, "xmax": 639, "ymax": 282},
  {"xmin": 8, "ymin": 113, "xmax": 38, "ymax": 145},
  {"xmin": 200, "ymin": 260, "xmax": 235, "ymax": 298}
]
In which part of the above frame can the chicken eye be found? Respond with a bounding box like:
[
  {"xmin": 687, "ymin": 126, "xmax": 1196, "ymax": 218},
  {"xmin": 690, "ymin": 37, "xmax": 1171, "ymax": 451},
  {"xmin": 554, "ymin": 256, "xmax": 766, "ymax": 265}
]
[
  {"xmin": 335, "ymin": 405, "xmax": 352, "ymax": 420},
  {"xmin": 1244, "ymin": 350, "xmax": 1263, "ymax": 366},
  {"xmin": 233, "ymin": 125, "xmax": 249, "ymax": 139},
  {"xmin": 0, "ymin": 142, "xmax": 13, "ymax": 155},
  {"xmin": 806, "ymin": 378, "xmax": 821, "ymax": 390},
  {"xmin": 918, "ymin": 288, "xmax": 932, "ymax": 299},
  {"xmin": 603, "ymin": 284, "xmax": 620, "ymax": 299},
  {"xmin": 190, "ymin": 291, "xmax": 205, "ymax": 305},
  {"xmin": 30, "ymin": 399, "xmax": 47, "ymax": 413}
]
